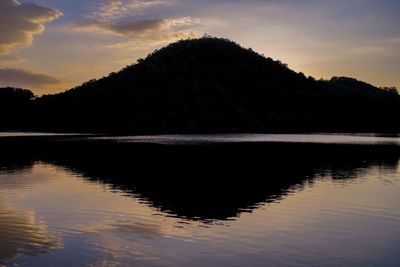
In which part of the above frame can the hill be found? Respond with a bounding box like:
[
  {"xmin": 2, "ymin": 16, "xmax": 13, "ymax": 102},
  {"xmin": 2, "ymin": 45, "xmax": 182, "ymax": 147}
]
[{"xmin": 1, "ymin": 37, "xmax": 399, "ymax": 133}]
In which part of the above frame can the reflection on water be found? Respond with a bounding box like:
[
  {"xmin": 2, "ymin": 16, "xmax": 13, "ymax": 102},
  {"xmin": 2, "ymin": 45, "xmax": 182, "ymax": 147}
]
[
  {"xmin": 0, "ymin": 136, "xmax": 400, "ymax": 266},
  {"xmin": 0, "ymin": 201, "xmax": 61, "ymax": 265},
  {"xmin": 90, "ymin": 133, "xmax": 400, "ymax": 145},
  {"xmin": 0, "ymin": 132, "xmax": 84, "ymax": 137}
]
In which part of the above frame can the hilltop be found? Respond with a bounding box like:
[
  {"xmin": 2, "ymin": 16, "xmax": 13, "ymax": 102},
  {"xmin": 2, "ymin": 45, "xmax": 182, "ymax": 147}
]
[{"xmin": 1, "ymin": 37, "xmax": 399, "ymax": 133}]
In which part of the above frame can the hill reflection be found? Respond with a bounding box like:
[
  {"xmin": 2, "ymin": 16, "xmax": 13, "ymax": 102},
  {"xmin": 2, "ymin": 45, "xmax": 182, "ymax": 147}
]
[{"xmin": 1, "ymin": 137, "xmax": 399, "ymax": 221}]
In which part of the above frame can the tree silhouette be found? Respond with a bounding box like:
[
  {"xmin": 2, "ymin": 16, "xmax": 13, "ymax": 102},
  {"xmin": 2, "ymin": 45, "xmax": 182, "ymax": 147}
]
[{"xmin": 1, "ymin": 37, "xmax": 399, "ymax": 133}]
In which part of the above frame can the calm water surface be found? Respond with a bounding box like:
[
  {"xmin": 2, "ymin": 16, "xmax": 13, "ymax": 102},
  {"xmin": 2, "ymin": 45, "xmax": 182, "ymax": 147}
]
[
  {"xmin": 0, "ymin": 132, "xmax": 83, "ymax": 137},
  {"xmin": 92, "ymin": 133, "xmax": 400, "ymax": 145},
  {"xmin": 0, "ymin": 134, "xmax": 400, "ymax": 266}
]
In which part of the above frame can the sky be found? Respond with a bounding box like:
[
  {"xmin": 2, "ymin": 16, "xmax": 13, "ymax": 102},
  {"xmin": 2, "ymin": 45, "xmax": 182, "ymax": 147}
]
[{"xmin": 0, "ymin": 0, "xmax": 399, "ymax": 95}]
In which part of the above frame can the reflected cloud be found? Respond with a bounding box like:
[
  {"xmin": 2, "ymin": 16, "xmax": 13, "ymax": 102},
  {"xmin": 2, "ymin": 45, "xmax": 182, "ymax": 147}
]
[
  {"xmin": 0, "ymin": 161, "xmax": 55, "ymax": 191},
  {"xmin": 110, "ymin": 221, "xmax": 162, "ymax": 236},
  {"xmin": 75, "ymin": 220, "xmax": 164, "ymax": 238},
  {"xmin": 0, "ymin": 203, "xmax": 61, "ymax": 263}
]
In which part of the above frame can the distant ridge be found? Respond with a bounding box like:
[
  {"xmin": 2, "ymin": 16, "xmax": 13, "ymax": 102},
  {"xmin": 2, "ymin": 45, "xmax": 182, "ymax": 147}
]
[{"xmin": 1, "ymin": 37, "xmax": 399, "ymax": 133}]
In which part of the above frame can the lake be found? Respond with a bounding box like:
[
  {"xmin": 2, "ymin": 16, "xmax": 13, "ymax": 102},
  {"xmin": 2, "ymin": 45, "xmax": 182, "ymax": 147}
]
[{"xmin": 0, "ymin": 134, "xmax": 400, "ymax": 266}]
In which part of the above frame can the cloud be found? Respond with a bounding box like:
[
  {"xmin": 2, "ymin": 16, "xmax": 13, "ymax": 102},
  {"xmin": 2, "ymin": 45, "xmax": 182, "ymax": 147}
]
[
  {"xmin": 72, "ymin": 0, "xmax": 199, "ymax": 47},
  {"xmin": 104, "ymin": 31, "xmax": 198, "ymax": 50},
  {"xmin": 75, "ymin": 15, "xmax": 199, "ymax": 49},
  {"xmin": 77, "ymin": 16, "xmax": 195, "ymax": 35},
  {"xmin": 0, "ymin": 54, "xmax": 25, "ymax": 64},
  {"xmin": 78, "ymin": 19, "xmax": 167, "ymax": 35},
  {"xmin": 0, "ymin": 68, "xmax": 65, "ymax": 90},
  {"xmin": 0, "ymin": 0, "xmax": 62, "ymax": 54},
  {"xmin": 89, "ymin": 0, "xmax": 171, "ymax": 20},
  {"xmin": 108, "ymin": 19, "xmax": 167, "ymax": 34}
]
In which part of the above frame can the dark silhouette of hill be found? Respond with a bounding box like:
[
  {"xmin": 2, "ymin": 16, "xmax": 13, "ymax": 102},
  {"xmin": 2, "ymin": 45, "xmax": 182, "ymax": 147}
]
[
  {"xmin": 1, "ymin": 37, "xmax": 399, "ymax": 133},
  {"xmin": 0, "ymin": 87, "xmax": 34, "ymax": 130}
]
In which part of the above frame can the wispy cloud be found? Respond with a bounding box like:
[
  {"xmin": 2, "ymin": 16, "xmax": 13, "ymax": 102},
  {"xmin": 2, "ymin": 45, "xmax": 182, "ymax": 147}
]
[
  {"xmin": 76, "ymin": 16, "xmax": 196, "ymax": 35},
  {"xmin": 104, "ymin": 31, "xmax": 198, "ymax": 50},
  {"xmin": 0, "ymin": 0, "xmax": 62, "ymax": 54},
  {"xmin": 0, "ymin": 54, "xmax": 25, "ymax": 65},
  {"xmin": 74, "ymin": 0, "xmax": 199, "ymax": 49},
  {"xmin": 89, "ymin": 0, "xmax": 171, "ymax": 21},
  {"xmin": 0, "ymin": 68, "xmax": 66, "ymax": 90}
]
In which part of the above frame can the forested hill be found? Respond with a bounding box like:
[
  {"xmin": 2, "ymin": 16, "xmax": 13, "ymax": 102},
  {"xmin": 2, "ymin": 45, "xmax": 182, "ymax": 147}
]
[{"xmin": 1, "ymin": 37, "xmax": 399, "ymax": 133}]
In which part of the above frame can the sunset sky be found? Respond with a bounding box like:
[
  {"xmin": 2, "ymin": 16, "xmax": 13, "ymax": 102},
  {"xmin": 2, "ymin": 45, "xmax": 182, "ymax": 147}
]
[{"xmin": 0, "ymin": 0, "xmax": 399, "ymax": 95}]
